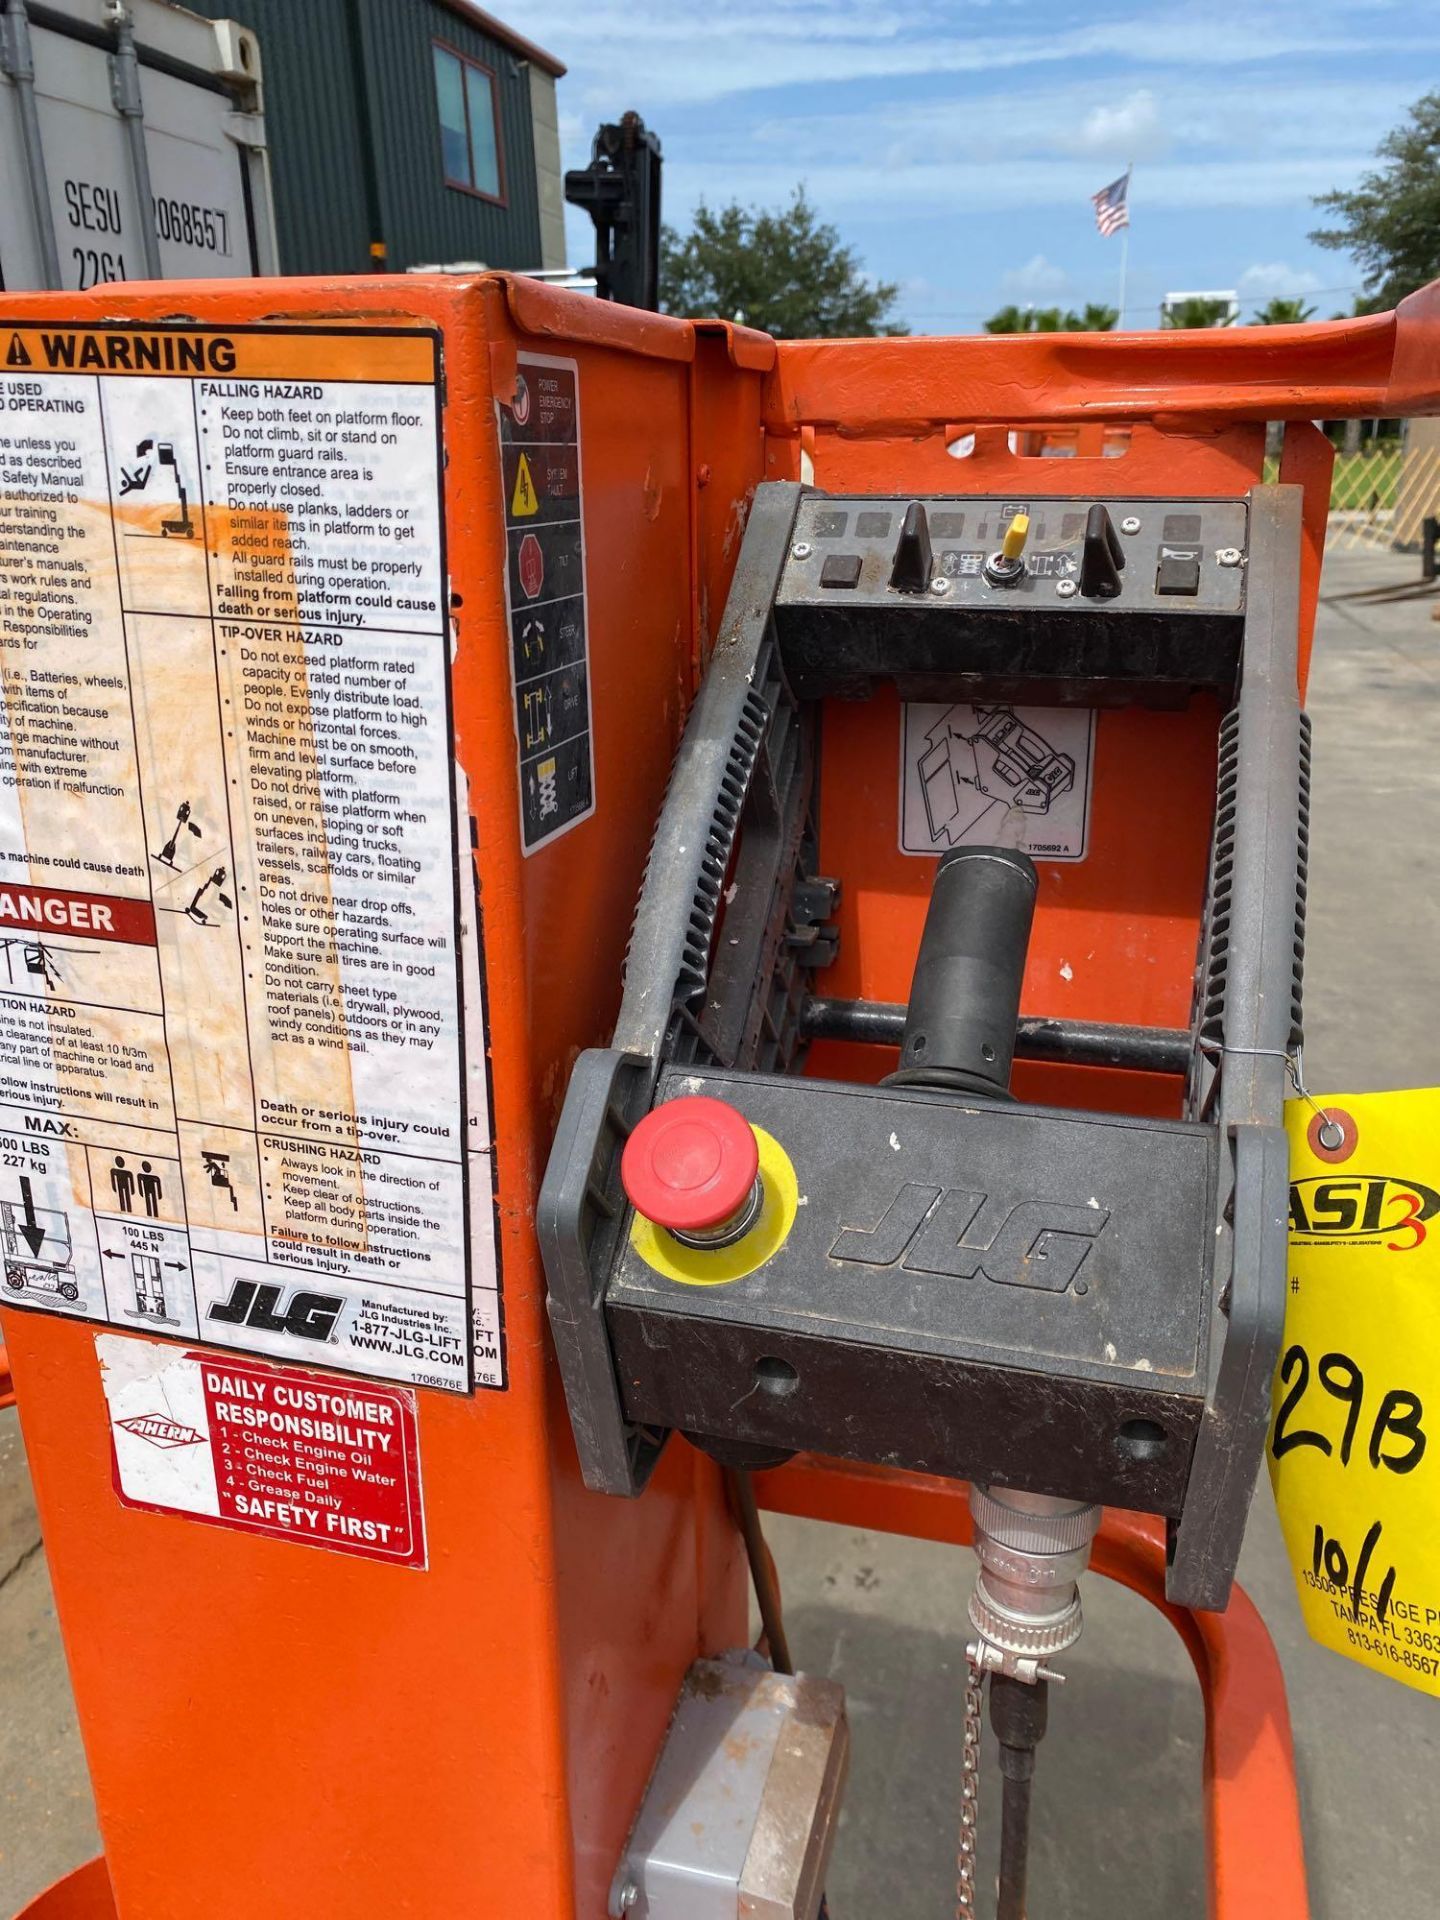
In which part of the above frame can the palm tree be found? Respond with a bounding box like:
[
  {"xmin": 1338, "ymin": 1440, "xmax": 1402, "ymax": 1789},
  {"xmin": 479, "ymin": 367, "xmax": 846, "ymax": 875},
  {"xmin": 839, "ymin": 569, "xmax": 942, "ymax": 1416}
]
[
  {"xmin": 983, "ymin": 303, "xmax": 1120, "ymax": 333},
  {"xmin": 1251, "ymin": 297, "xmax": 1317, "ymax": 325},
  {"xmin": 982, "ymin": 305, "xmax": 1032, "ymax": 334},
  {"xmin": 1162, "ymin": 296, "xmax": 1235, "ymax": 329}
]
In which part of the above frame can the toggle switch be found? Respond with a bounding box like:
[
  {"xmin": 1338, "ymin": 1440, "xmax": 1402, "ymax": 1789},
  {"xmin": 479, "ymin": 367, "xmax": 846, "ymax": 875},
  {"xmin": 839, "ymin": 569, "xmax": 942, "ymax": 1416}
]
[
  {"xmin": 621, "ymin": 1096, "xmax": 763, "ymax": 1247},
  {"xmin": 1079, "ymin": 504, "xmax": 1126, "ymax": 599},
  {"xmin": 984, "ymin": 511, "xmax": 1030, "ymax": 586},
  {"xmin": 889, "ymin": 501, "xmax": 933, "ymax": 594}
]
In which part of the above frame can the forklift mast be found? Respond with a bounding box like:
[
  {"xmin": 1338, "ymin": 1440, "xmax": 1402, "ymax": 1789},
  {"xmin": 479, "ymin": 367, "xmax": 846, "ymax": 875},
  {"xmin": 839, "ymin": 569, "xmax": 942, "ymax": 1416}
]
[{"xmin": 565, "ymin": 111, "xmax": 664, "ymax": 310}]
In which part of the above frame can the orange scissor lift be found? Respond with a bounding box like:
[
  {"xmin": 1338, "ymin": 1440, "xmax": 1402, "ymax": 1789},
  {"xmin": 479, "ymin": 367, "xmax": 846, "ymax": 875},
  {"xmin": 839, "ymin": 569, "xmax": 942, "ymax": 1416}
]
[{"xmin": 3, "ymin": 271, "xmax": 1437, "ymax": 1920}]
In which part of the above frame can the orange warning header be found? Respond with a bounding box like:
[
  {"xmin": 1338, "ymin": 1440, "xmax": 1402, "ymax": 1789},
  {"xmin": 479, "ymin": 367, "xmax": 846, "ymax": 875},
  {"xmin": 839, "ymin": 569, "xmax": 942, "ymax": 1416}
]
[{"xmin": 1, "ymin": 325, "xmax": 435, "ymax": 384}]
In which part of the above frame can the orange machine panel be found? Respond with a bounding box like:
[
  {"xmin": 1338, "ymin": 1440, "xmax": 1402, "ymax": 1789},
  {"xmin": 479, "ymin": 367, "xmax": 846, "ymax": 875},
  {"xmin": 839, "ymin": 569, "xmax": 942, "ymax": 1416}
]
[{"xmin": 0, "ymin": 275, "xmax": 761, "ymax": 1919}]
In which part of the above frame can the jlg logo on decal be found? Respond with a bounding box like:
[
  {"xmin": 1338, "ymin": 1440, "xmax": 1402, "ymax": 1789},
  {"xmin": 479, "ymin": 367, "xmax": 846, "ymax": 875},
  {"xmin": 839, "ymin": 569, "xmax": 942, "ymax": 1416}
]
[
  {"xmin": 207, "ymin": 1280, "xmax": 345, "ymax": 1340},
  {"xmin": 1288, "ymin": 1176, "xmax": 1440, "ymax": 1251}
]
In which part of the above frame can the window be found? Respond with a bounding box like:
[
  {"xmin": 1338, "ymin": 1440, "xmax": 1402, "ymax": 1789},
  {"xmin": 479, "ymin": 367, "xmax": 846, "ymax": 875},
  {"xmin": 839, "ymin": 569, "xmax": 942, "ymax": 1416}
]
[{"xmin": 433, "ymin": 43, "xmax": 504, "ymax": 203}]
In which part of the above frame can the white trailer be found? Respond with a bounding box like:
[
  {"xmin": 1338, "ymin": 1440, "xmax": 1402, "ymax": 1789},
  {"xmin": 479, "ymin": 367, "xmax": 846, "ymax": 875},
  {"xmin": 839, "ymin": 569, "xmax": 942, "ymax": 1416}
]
[{"xmin": 0, "ymin": 0, "xmax": 277, "ymax": 292}]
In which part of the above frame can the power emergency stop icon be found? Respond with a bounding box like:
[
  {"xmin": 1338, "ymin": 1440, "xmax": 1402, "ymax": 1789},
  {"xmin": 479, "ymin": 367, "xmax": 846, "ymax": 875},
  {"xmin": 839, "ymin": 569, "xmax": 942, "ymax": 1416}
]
[{"xmin": 518, "ymin": 531, "xmax": 544, "ymax": 599}]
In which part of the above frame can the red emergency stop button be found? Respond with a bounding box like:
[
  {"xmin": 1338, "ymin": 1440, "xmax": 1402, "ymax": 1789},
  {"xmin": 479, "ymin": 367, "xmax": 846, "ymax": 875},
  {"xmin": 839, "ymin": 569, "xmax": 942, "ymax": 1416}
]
[{"xmin": 622, "ymin": 1096, "xmax": 760, "ymax": 1236}]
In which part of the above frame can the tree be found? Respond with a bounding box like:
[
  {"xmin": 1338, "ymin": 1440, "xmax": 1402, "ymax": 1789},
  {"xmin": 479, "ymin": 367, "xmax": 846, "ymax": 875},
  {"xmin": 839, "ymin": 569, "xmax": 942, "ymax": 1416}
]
[
  {"xmin": 1074, "ymin": 303, "xmax": 1120, "ymax": 331},
  {"xmin": 1329, "ymin": 293, "xmax": 1389, "ymax": 319},
  {"xmin": 1311, "ymin": 91, "xmax": 1440, "ymax": 307},
  {"xmin": 1250, "ymin": 297, "xmax": 1317, "ymax": 325},
  {"xmin": 982, "ymin": 303, "xmax": 1118, "ymax": 333},
  {"xmin": 983, "ymin": 304, "xmax": 1033, "ymax": 333},
  {"xmin": 1162, "ymin": 296, "xmax": 1234, "ymax": 329},
  {"xmin": 659, "ymin": 188, "xmax": 906, "ymax": 337}
]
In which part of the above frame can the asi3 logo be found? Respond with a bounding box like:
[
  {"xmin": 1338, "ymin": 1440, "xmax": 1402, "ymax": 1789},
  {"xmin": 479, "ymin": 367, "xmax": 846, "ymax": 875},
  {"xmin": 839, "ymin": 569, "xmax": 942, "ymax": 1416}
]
[
  {"xmin": 208, "ymin": 1280, "xmax": 345, "ymax": 1341},
  {"xmin": 1288, "ymin": 1175, "xmax": 1440, "ymax": 1252}
]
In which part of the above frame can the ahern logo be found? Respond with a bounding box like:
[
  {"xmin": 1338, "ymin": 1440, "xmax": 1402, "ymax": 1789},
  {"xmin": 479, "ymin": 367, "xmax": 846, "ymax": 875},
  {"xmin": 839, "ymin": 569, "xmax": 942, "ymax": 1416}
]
[
  {"xmin": 117, "ymin": 1413, "xmax": 205, "ymax": 1449},
  {"xmin": 1289, "ymin": 1175, "xmax": 1440, "ymax": 1251}
]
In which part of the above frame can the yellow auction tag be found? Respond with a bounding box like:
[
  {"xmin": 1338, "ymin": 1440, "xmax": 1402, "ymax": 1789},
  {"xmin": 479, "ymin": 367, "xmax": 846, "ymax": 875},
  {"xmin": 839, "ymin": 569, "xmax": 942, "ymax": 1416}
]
[{"xmin": 1269, "ymin": 1089, "xmax": 1440, "ymax": 1695}]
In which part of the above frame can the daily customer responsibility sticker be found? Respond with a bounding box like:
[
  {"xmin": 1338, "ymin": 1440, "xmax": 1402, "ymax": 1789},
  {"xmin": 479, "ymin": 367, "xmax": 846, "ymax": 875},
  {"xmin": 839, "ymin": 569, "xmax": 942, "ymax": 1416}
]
[
  {"xmin": 1269, "ymin": 1089, "xmax": 1440, "ymax": 1695},
  {"xmin": 98, "ymin": 1331, "xmax": 426, "ymax": 1567}
]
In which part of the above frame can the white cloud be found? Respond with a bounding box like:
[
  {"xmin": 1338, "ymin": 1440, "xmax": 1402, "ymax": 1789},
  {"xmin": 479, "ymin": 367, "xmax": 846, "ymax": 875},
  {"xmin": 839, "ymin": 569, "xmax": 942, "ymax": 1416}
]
[
  {"xmin": 1002, "ymin": 253, "xmax": 1070, "ymax": 296},
  {"xmin": 742, "ymin": 74, "xmax": 1401, "ymax": 174},
  {"xmin": 537, "ymin": 1, "xmax": 1366, "ymax": 110},
  {"xmin": 1065, "ymin": 89, "xmax": 1167, "ymax": 160},
  {"xmin": 660, "ymin": 154, "xmax": 1370, "ymax": 221},
  {"xmin": 1238, "ymin": 261, "xmax": 1324, "ymax": 297}
]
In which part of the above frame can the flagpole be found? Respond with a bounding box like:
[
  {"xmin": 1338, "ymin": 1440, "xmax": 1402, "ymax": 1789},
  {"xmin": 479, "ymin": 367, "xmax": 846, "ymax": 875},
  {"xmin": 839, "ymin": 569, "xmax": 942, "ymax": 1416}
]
[{"xmin": 1117, "ymin": 162, "xmax": 1132, "ymax": 328}]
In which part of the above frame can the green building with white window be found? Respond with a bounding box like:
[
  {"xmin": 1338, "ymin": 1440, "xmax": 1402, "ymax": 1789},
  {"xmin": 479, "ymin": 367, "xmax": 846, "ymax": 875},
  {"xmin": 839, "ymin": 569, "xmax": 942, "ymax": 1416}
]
[{"xmin": 183, "ymin": 0, "xmax": 568, "ymax": 275}]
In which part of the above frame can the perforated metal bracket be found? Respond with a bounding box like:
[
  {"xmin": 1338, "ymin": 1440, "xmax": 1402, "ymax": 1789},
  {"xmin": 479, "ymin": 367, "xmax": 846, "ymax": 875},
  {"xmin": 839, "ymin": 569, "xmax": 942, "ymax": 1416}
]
[
  {"xmin": 540, "ymin": 481, "xmax": 835, "ymax": 1494},
  {"xmin": 1170, "ymin": 484, "xmax": 1308, "ymax": 1609},
  {"xmin": 614, "ymin": 479, "xmax": 823, "ymax": 1076}
]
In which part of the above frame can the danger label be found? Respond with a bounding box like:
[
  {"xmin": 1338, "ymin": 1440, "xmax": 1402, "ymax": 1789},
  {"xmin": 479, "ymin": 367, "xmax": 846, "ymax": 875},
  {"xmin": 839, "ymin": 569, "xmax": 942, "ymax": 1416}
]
[
  {"xmin": 99, "ymin": 1332, "xmax": 426, "ymax": 1567},
  {"xmin": 0, "ymin": 881, "xmax": 155, "ymax": 943}
]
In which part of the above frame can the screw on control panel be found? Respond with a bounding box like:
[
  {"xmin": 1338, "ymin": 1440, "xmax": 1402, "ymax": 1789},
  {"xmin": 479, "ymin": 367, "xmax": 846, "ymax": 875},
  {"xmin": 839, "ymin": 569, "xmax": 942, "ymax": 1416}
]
[
  {"xmin": 791, "ymin": 541, "xmax": 813, "ymax": 560},
  {"xmin": 930, "ymin": 576, "xmax": 951, "ymax": 595},
  {"xmin": 1217, "ymin": 546, "xmax": 1243, "ymax": 567},
  {"xmin": 1055, "ymin": 579, "xmax": 1078, "ymax": 598},
  {"xmin": 1120, "ymin": 515, "xmax": 1141, "ymax": 535},
  {"xmin": 618, "ymin": 1885, "xmax": 639, "ymax": 1913}
]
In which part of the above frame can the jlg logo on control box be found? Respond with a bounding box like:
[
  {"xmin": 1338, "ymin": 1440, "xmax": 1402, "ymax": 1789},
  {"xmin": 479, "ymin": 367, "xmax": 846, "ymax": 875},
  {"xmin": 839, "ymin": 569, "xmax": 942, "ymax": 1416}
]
[{"xmin": 829, "ymin": 1185, "xmax": 1109, "ymax": 1294}]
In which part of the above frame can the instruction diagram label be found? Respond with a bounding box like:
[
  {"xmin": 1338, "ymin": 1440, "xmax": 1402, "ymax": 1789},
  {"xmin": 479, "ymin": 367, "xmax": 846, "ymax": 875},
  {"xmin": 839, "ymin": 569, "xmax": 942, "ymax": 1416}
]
[
  {"xmin": 497, "ymin": 354, "xmax": 594, "ymax": 853},
  {"xmin": 900, "ymin": 702, "xmax": 1096, "ymax": 861},
  {"xmin": 98, "ymin": 1332, "xmax": 426, "ymax": 1567},
  {"xmin": 0, "ymin": 323, "xmax": 500, "ymax": 1393}
]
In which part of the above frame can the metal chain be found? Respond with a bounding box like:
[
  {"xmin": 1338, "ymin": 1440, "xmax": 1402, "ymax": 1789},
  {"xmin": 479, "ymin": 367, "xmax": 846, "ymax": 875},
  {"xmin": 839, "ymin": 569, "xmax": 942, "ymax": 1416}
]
[{"xmin": 957, "ymin": 1644, "xmax": 985, "ymax": 1918}]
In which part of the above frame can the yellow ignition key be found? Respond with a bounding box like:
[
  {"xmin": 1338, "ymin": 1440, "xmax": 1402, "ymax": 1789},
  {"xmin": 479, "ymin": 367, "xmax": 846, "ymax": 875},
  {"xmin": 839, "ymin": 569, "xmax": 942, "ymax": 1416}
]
[{"xmin": 1001, "ymin": 511, "xmax": 1030, "ymax": 561}]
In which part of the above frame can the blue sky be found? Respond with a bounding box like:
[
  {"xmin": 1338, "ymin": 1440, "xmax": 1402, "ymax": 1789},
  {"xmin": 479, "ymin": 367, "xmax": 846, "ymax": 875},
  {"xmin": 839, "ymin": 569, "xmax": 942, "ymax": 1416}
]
[{"xmin": 522, "ymin": 0, "xmax": 1431, "ymax": 332}]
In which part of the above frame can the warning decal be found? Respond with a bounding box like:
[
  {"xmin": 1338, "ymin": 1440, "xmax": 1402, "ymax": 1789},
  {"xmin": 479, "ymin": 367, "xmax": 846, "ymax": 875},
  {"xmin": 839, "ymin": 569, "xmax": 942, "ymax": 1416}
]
[
  {"xmin": 497, "ymin": 356, "xmax": 594, "ymax": 853},
  {"xmin": 900, "ymin": 702, "xmax": 1097, "ymax": 862},
  {"xmin": 98, "ymin": 1332, "xmax": 427, "ymax": 1568},
  {"xmin": 0, "ymin": 322, "xmax": 500, "ymax": 1394}
]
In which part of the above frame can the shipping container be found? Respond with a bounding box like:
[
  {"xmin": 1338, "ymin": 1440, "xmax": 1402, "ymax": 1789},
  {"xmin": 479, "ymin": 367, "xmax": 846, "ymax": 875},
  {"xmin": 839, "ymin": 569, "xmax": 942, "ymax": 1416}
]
[{"xmin": 0, "ymin": 0, "xmax": 278, "ymax": 292}]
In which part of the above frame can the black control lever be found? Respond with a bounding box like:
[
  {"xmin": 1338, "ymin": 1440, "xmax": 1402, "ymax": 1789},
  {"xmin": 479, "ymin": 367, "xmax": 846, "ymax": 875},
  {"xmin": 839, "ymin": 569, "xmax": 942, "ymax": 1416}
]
[
  {"xmin": 889, "ymin": 501, "xmax": 933, "ymax": 594},
  {"xmin": 886, "ymin": 846, "xmax": 1038, "ymax": 1098},
  {"xmin": 1079, "ymin": 504, "xmax": 1125, "ymax": 599}
]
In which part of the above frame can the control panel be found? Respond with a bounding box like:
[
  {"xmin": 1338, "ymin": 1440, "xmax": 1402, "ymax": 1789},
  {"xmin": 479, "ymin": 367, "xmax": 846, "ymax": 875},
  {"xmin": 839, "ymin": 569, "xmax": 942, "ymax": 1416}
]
[
  {"xmin": 779, "ymin": 494, "xmax": 1247, "ymax": 609},
  {"xmin": 773, "ymin": 493, "xmax": 1250, "ymax": 704}
]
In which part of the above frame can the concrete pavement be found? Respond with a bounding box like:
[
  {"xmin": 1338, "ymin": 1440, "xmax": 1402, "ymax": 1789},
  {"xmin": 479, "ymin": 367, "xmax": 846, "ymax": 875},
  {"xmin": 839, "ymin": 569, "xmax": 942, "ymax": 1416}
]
[{"xmin": 2, "ymin": 545, "xmax": 1437, "ymax": 1916}]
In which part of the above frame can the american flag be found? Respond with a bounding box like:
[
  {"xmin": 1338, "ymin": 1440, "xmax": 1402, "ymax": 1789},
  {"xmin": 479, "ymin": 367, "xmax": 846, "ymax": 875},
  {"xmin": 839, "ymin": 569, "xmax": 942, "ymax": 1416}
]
[{"xmin": 1091, "ymin": 171, "xmax": 1130, "ymax": 237}]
